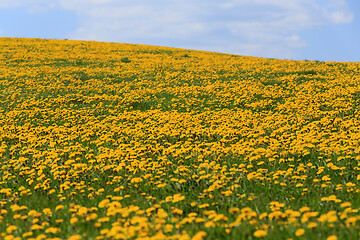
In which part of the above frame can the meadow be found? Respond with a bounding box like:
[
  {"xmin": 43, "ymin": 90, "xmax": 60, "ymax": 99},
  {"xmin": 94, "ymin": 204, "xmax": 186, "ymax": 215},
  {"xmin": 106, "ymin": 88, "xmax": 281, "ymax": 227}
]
[{"xmin": 0, "ymin": 37, "xmax": 360, "ymax": 240}]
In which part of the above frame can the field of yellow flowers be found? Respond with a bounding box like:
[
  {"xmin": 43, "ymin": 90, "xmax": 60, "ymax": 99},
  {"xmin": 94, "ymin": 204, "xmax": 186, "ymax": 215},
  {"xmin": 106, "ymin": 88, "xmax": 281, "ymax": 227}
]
[{"xmin": 1, "ymin": 37, "xmax": 360, "ymax": 240}]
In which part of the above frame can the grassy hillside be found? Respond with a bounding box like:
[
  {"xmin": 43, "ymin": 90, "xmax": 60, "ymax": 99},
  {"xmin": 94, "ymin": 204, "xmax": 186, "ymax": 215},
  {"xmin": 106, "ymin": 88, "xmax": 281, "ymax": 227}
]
[{"xmin": 1, "ymin": 37, "xmax": 360, "ymax": 239}]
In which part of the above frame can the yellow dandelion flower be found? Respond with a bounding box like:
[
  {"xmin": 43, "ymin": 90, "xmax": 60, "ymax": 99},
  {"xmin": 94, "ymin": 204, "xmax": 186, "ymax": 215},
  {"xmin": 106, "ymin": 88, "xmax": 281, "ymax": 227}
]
[
  {"xmin": 295, "ymin": 229, "xmax": 305, "ymax": 236},
  {"xmin": 70, "ymin": 217, "xmax": 79, "ymax": 224},
  {"xmin": 6, "ymin": 225, "xmax": 17, "ymax": 234},
  {"xmin": 327, "ymin": 236, "xmax": 337, "ymax": 240},
  {"xmin": 68, "ymin": 235, "xmax": 82, "ymax": 240},
  {"xmin": 199, "ymin": 203, "xmax": 209, "ymax": 209},
  {"xmin": 191, "ymin": 231, "xmax": 207, "ymax": 240},
  {"xmin": 254, "ymin": 230, "xmax": 267, "ymax": 238}
]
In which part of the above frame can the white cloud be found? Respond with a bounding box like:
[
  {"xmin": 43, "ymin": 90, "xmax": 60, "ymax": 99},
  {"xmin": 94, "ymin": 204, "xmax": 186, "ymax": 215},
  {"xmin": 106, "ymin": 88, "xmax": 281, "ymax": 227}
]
[
  {"xmin": 0, "ymin": 0, "xmax": 354, "ymax": 59},
  {"xmin": 328, "ymin": 10, "xmax": 353, "ymax": 23}
]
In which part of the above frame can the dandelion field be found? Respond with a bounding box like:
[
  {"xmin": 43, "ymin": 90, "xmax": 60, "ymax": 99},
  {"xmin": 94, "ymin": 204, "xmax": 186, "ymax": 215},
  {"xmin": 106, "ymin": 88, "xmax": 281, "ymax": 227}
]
[{"xmin": 1, "ymin": 37, "xmax": 360, "ymax": 239}]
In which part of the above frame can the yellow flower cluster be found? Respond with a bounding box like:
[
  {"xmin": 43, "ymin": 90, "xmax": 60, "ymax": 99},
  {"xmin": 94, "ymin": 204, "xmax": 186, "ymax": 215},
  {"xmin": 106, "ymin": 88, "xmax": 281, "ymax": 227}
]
[{"xmin": 0, "ymin": 37, "xmax": 360, "ymax": 239}]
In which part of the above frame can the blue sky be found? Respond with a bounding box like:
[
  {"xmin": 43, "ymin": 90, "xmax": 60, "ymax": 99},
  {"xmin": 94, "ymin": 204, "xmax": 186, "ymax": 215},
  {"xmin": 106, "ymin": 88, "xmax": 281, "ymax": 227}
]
[{"xmin": 0, "ymin": 0, "xmax": 359, "ymax": 62}]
